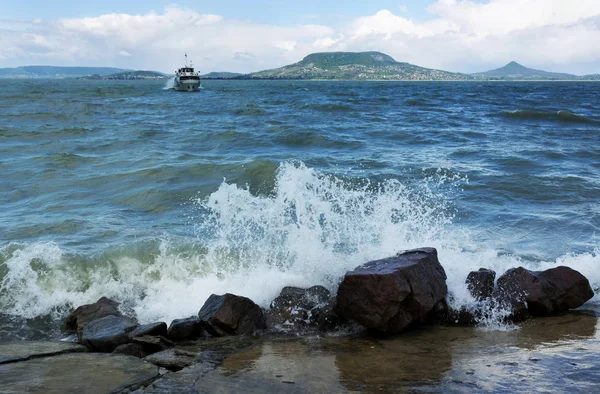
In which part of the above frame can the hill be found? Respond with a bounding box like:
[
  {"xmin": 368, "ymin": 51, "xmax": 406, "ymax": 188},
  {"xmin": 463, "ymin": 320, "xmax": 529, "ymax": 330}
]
[
  {"xmin": 0, "ymin": 66, "xmax": 130, "ymax": 79},
  {"xmin": 201, "ymin": 72, "xmax": 244, "ymax": 79},
  {"xmin": 83, "ymin": 70, "xmax": 168, "ymax": 80},
  {"xmin": 472, "ymin": 61, "xmax": 576, "ymax": 80},
  {"xmin": 244, "ymin": 51, "xmax": 471, "ymax": 81}
]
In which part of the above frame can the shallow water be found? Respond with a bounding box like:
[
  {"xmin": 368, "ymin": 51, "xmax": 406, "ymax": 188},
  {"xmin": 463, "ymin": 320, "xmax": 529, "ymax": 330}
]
[
  {"xmin": 206, "ymin": 310, "xmax": 600, "ymax": 393},
  {"xmin": 0, "ymin": 79, "xmax": 599, "ymax": 336}
]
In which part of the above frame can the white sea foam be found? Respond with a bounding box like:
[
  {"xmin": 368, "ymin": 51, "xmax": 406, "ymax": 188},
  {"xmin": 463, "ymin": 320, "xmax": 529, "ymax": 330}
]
[
  {"xmin": 163, "ymin": 77, "xmax": 175, "ymax": 90},
  {"xmin": 0, "ymin": 162, "xmax": 598, "ymax": 328}
]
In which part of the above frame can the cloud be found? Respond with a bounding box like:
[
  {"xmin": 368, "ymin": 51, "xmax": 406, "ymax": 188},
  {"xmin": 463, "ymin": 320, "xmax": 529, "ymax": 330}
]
[{"xmin": 0, "ymin": 1, "xmax": 599, "ymax": 74}]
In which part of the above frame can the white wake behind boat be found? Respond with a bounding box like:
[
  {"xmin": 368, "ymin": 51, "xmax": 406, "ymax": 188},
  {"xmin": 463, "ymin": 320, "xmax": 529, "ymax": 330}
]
[{"xmin": 174, "ymin": 54, "xmax": 201, "ymax": 92}]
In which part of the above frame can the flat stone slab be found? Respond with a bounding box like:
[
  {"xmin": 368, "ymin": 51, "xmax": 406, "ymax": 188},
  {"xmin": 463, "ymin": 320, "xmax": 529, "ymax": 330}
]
[
  {"xmin": 0, "ymin": 341, "xmax": 86, "ymax": 364},
  {"xmin": 0, "ymin": 352, "xmax": 159, "ymax": 394}
]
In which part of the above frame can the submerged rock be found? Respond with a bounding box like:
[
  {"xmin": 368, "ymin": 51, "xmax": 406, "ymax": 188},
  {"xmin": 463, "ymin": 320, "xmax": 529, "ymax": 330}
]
[
  {"xmin": 199, "ymin": 293, "xmax": 266, "ymax": 337},
  {"xmin": 265, "ymin": 286, "xmax": 330, "ymax": 330},
  {"xmin": 64, "ymin": 297, "xmax": 123, "ymax": 336},
  {"xmin": 495, "ymin": 266, "xmax": 594, "ymax": 316},
  {"xmin": 466, "ymin": 268, "xmax": 496, "ymax": 301},
  {"xmin": 81, "ymin": 315, "xmax": 138, "ymax": 352},
  {"xmin": 167, "ymin": 317, "xmax": 204, "ymax": 342},
  {"xmin": 336, "ymin": 247, "xmax": 447, "ymax": 334}
]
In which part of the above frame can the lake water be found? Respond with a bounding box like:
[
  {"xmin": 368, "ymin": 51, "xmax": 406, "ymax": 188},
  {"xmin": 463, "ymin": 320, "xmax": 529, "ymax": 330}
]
[{"xmin": 0, "ymin": 79, "xmax": 598, "ymax": 339}]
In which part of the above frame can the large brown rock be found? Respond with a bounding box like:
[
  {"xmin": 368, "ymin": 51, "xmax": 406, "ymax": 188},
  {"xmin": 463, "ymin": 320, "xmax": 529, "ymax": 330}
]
[
  {"xmin": 199, "ymin": 293, "xmax": 266, "ymax": 337},
  {"xmin": 336, "ymin": 247, "xmax": 447, "ymax": 334},
  {"xmin": 64, "ymin": 297, "xmax": 123, "ymax": 336},
  {"xmin": 495, "ymin": 266, "xmax": 594, "ymax": 316}
]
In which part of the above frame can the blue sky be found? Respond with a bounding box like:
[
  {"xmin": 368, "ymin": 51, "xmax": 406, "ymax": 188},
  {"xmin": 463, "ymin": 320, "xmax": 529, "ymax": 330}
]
[{"xmin": 1, "ymin": 1, "xmax": 599, "ymax": 74}]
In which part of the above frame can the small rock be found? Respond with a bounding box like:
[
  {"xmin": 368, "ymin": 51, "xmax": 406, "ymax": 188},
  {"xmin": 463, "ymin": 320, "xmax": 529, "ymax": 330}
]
[
  {"xmin": 466, "ymin": 268, "xmax": 496, "ymax": 301},
  {"xmin": 265, "ymin": 286, "xmax": 330, "ymax": 330},
  {"xmin": 167, "ymin": 317, "xmax": 204, "ymax": 342},
  {"xmin": 130, "ymin": 322, "xmax": 168, "ymax": 339},
  {"xmin": 113, "ymin": 343, "xmax": 147, "ymax": 358},
  {"xmin": 199, "ymin": 293, "xmax": 266, "ymax": 337},
  {"xmin": 81, "ymin": 315, "xmax": 138, "ymax": 352},
  {"xmin": 145, "ymin": 348, "xmax": 197, "ymax": 371},
  {"xmin": 132, "ymin": 336, "xmax": 174, "ymax": 355},
  {"xmin": 64, "ymin": 297, "xmax": 123, "ymax": 337}
]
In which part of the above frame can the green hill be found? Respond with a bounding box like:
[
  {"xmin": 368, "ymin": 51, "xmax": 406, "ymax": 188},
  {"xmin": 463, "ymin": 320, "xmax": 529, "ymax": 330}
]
[
  {"xmin": 201, "ymin": 72, "xmax": 244, "ymax": 79},
  {"xmin": 84, "ymin": 70, "xmax": 167, "ymax": 80},
  {"xmin": 246, "ymin": 51, "xmax": 471, "ymax": 81},
  {"xmin": 0, "ymin": 66, "xmax": 130, "ymax": 79},
  {"xmin": 472, "ymin": 61, "xmax": 576, "ymax": 80}
]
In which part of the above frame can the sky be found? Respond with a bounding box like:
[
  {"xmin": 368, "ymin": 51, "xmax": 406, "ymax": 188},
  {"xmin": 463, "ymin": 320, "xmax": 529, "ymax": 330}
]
[{"xmin": 1, "ymin": 0, "xmax": 599, "ymax": 74}]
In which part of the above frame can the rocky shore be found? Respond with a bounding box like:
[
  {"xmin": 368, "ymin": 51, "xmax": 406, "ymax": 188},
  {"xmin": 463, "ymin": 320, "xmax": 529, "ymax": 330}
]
[{"xmin": 1, "ymin": 247, "xmax": 596, "ymax": 393}]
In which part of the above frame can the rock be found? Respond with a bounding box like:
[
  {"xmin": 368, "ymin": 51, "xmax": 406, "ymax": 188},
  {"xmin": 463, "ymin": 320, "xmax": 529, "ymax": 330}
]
[
  {"xmin": 199, "ymin": 293, "xmax": 266, "ymax": 337},
  {"xmin": 130, "ymin": 322, "xmax": 168, "ymax": 339},
  {"xmin": 0, "ymin": 341, "xmax": 86, "ymax": 365},
  {"xmin": 64, "ymin": 297, "xmax": 123, "ymax": 336},
  {"xmin": 145, "ymin": 348, "xmax": 198, "ymax": 371},
  {"xmin": 313, "ymin": 296, "xmax": 345, "ymax": 331},
  {"xmin": 0, "ymin": 351, "xmax": 159, "ymax": 393},
  {"xmin": 265, "ymin": 286, "xmax": 330, "ymax": 330},
  {"xmin": 81, "ymin": 315, "xmax": 138, "ymax": 352},
  {"xmin": 167, "ymin": 317, "xmax": 204, "ymax": 342},
  {"xmin": 133, "ymin": 336, "xmax": 174, "ymax": 354},
  {"xmin": 336, "ymin": 247, "xmax": 448, "ymax": 334},
  {"xmin": 466, "ymin": 268, "xmax": 496, "ymax": 301},
  {"xmin": 495, "ymin": 266, "xmax": 594, "ymax": 316},
  {"xmin": 113, "ymin": 343, "xmax": 148, "ymax": 358}
]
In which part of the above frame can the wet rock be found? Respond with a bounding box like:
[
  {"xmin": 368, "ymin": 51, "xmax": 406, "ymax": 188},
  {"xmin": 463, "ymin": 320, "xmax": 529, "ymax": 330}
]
[
  {"xmin": 167, "ymin": 317, "xmax": 204, "ymax": 342},
  {"xmin": 64, "ymin": 297, "xmax": 123, "ymax": 336},
  {"xmin": 0, "ymin": 352, "xmax": 159, "ymax": 393},
  {"xmin": 495, "ymin": 266, "xmax": 594, "ymax": 316},
  {"xmin": 336, "ymin": 247, "xmax": 448, "ymax": 334},
  {"xmin": 81, "ymin": 315, "xmax": 138, "ymax": 352},
  {"xmin": 466, "ymin": 268, "xmax": 496, "ymax": 301},
  {"xmin": 199, "ymin": 293, "xmax": 266, "ymax": 337},
  {"xmin": 145, "ymin": 348, "xmax": 198, "ymax": 371},
  {"xmin": 265, "ymin": 286, "xmax": 330, "ymax": 330},
  {"xmin": 113, "ymin": 342, "xmax": 147, "ymax": 358},
  {"xmin": 0, "ymin": 341, "xmax": 86, "ymax": 365},
  {"xmin": 313, "ymin": 296, "xmax": 345, "ymax": 331},
  {"xmin": 133, "ymin": 336, "xmax": 175, "ymax": 354},
  {"xmin": 130, "ymin": 322, "xmax": 168, "ymax": 339}
]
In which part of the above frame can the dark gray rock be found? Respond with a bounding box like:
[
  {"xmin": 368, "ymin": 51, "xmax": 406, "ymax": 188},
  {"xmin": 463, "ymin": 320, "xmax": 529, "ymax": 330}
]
[
  {"xmin": 81, "ymin": 315, "xmax": 138, "ymax": 352},
  {"xmin": 0, "ymin": 352, "xmax": 159, "ymax": 393},
  {"xmin": 113, "ymin": 342, "xmax": 147, "ymax": 358},
  {"xmin": 313, "ymin": 296, "xmax": 345, "ymax": 331},
  {"xmin": 495, "ymin": 266, "xmax": 594, "ymax": 317},
  {"xmin": 466, "ymin": 268, "xmax": 496, "ymax": 301},
  {"xmin": 145, "ymin": 348, "xmax": 197, "ymax": 371},
  {"xmin": 130, "ymin": 322, "xmax": 168, "ymax": 339},
  {"xmin": 167, "ymin": 317, "xmax": 204, "ymax": 342},
  {"xmin": 64, "ymin": 297, "xmax": 123, "ymax": 337},
  {"xmin": 133, "ymin": 336, "xmax": 174, "ymax": 354},
  {"xmin": 336, "ymin": 247, "xmax": 448, "ymax": 334},
  {"xmin": 265, "ymin": 286, "xmax": 331, "ymax": 330},
  {"xmin": 0, "ymin": 341, "xmax": 86, "ymax": 365},
  {"xmin": 199, "ymin": 293, "xmax": 266, "ymax": 337}
]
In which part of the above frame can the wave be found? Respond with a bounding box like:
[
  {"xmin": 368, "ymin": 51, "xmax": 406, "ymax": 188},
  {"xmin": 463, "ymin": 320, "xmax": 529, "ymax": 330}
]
[
  {"xmin": 0, "ymin": 162, "xmax": 598, "ymax": 331},
  {"xmin": 497, "ymin": 109, "xmax": 600, "ymax": 125}
]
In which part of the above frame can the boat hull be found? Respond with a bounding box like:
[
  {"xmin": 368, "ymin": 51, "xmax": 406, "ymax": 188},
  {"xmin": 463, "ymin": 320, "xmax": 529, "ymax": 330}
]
[{"xmin": 174, "ymin": 78, "xmax": 200, "ymax": 92}]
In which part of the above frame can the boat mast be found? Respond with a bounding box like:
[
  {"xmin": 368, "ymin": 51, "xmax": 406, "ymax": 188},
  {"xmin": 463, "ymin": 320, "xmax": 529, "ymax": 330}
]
[{"xmin": 185, "ymin": 53, "xmax": 188, "ymax": 67}]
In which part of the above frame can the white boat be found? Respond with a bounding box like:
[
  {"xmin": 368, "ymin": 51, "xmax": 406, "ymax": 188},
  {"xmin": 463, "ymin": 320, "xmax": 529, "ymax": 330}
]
[{"xmin": 174, "ymin": 54, "xmax": 201, "ymax": 92}]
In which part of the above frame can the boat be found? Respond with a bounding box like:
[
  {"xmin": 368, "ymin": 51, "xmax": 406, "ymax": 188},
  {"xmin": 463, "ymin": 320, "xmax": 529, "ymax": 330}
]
[{"xmin": 174, "ymin": 54, "xmax": 201, "ymax": 92}]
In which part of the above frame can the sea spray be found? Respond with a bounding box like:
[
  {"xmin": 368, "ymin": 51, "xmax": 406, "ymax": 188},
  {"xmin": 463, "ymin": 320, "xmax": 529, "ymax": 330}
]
[
  {"xmin": 0, "ymin": 162, "xmax": 598, "ymax": 329},
  {"xmin": 163, "ymin": 77, "xmax": 175, "ymax": 90}
]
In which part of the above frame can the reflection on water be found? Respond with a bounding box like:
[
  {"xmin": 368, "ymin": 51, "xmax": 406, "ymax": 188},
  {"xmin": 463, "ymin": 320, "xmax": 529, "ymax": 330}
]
[{"xmin": 199, "ymin": 311, "xmax": 599, "ymax": 393}]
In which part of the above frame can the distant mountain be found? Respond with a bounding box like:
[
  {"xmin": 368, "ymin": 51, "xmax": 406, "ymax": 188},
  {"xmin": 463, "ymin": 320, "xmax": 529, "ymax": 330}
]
[
  {"xmin": 0, "ymin": 66, "xmax": 131, "ymax": 79},
  {"xmin": 472, "ymin": 61, "xmax": 576, "ymax": 80},
  {"xmin": 82, "ymin": 70, "xmax": 168, "ymax": 80},
  {"xmin": 201, "ymin": 72, "xmax": 244, "ymax": 79},
  {"xmin": 581, "ymin": 73, "xmax": 600, "ymax": 80},
  {"xmin": 244, "ymin": 51, "xmax": 471, "ymax": 81}
]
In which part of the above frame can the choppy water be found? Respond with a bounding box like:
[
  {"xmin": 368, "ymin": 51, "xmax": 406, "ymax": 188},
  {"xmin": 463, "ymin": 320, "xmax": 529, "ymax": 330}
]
[{"xmin": 0, "ymin": 79, "xmax": 599, "ymax": 336}]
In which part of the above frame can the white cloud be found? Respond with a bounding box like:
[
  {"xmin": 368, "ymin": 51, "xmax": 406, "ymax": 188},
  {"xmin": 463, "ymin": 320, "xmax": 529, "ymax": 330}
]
[{"xmin": 1, "ymin": 1, "xmax": 599, "ymax": 74}]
